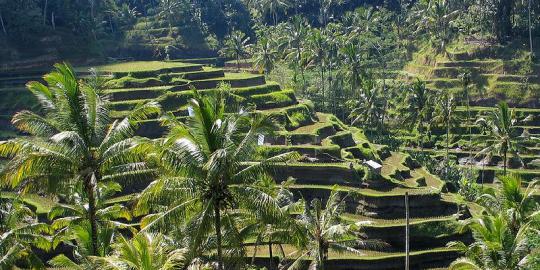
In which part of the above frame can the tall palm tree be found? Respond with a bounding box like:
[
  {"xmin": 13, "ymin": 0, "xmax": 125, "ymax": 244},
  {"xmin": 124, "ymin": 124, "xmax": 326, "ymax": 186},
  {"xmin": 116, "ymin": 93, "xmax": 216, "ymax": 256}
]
[
  {"xmin": 406, "ymin": 79, "xmax": 435, "ymax": 147},
  {"xmin": 0, "ymin": 63, "xmax": 160, "ymax": 256},
  {"xmin": 459, "ymin": 72, "xmax": 474, "ymax": 171},
  {"xmin": 135, "ymin": 88, "xmax": 298, "ymax": 270},
  {"xmin": 349, "ymin": 76, "xmax": 384, "ymax": 131},
  {"xmin": 241, "ymin": 177, "xmax": 306, "ymax": 270},
  {"xmin": 307, "ymin": 29, "xmax": 328, "ymax": 109},
  {"xmin": 252, "ymin": 36, "xmax": 278, "ymax": 75},
  {"xmin": 340, "ymin": 41, "xmax": 363, "ymax": 101},
  {"xmin": 287, "ymin": 187, "xmax": 381, "ymax": 270},
  {"xmin": 284, "ymin": 15, "xmax": 308, "ymax": 90},
  {"xmin": 158, "ymin": 0, "xmax": 181, "ymax": 34},
  {"xmin": 220, "ymin": 31, "xmax": 251, "ymax": 71},
  {"xmin": 432, "ymin": 91, "xmax": 457, "ymax": 175},
  {"xmin": 475, "ymin": 102, "xmax": 532, "ymax": 175},
  {"xmin": 91, "ymin": 232, "xmax": 189, "ymax": 270},
  {"xmin": 415, "ymin": 0, "xmax": 459, "ymax": 53},
  {"xmin": 262, "ymin": 0, "xmax": 289, "ymax": 25}
]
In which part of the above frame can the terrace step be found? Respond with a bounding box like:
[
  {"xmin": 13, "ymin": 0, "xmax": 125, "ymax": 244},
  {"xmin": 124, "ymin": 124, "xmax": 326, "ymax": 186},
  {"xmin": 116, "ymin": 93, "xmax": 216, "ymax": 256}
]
[
  {"xmin": 344, "ymin": 214, "xmax": 471, "ymax": 251},
  {"xmin": 437, "ymin": 60, "xmax": 500, "ymax": 69},
  {"xmin": 189, "ymin": 73, "xmax": 266, "ymax": 90},
  {"xmin": 251, "ymin": 245, "xmax": 460, "ymax": 270},
  {"xmin": 290, "ymin": 184, "xmax": 456, "ymax": 219}
]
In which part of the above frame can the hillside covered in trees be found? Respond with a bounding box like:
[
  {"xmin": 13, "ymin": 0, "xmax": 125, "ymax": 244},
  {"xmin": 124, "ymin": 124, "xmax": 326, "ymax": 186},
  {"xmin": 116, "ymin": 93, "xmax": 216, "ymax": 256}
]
[{"xmin": 1, "ymin": 1, "xmax": 540, "ymax": 270}]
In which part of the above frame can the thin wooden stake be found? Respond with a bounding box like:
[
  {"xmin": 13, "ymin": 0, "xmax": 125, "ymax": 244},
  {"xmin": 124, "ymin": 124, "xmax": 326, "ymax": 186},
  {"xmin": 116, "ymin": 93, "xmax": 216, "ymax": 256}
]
[{"xmin": 405, "ymin": 192, "xmax": 410, "ymax": 270}]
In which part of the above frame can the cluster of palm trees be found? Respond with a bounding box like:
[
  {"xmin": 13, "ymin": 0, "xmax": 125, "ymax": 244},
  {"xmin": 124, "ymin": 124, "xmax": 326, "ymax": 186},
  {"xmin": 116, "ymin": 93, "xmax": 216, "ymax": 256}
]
[
  {"xmin": 449, "ymin": 175, "xmax": 540, "ymax": 270},
  {"xmin": 0, "ymin": 63, "xmax": 373, "ymax": 269},
  {"xmin": 223, "ymin": 7, "xmax": 403, "ymax": 119}
]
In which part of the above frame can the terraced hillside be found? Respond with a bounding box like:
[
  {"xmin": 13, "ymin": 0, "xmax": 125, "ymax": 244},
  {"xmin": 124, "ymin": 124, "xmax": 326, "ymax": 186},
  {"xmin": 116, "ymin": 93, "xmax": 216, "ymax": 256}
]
[
  {"xmin": 398, "ymin": 44, "xmax": 540, "ymax": 184},
  {"xmin": 79, "ymin": 60, "xmax": 470, "ymax": 269},
  {"xmin": 119, "ymin": 16, "xmax": 216, "ymax": 59},
  {"xmin": 400, "ymin": 46, "xmax": 540, "ymax": 107},
  {"xmin": 402, "ymin": 106, "xmax": 540, "ymax": 184}
]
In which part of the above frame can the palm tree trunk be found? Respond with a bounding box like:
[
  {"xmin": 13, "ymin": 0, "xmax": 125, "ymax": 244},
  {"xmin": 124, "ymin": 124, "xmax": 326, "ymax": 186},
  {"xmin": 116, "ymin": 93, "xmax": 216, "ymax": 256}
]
[
  {"xmin": 318, "ymin": 244, "xmax": 325, "ymax": 270},
  {"xmin": 528, "ymin": 0, "xmax": 533, "ymax": 55},
  {"xmin": 503, "ymin": 150, "xmax": 507, "ymax": 175},
  {"xmin": 84, "ymin": 175, "xmax": 99, "ymax": 256},
  {"xmin": 251, "ymin": 236, "xmax": 261, "ymax": 265},
  {"xmin": 268, "ymin": 238, "xmax": 273, "ymax": 270},
  {"xmin": 0, "ymin": 11, "xmax": 6, "ymax": 35},
  {"xmin": 214, "ymin": 201, "xmax": 223, "ymax": 270},
  {"xmin": 43, "ymin": 0, "xmax": 48, "ymax": 25},
  {"xmin": 236, "ymin": 54, "xmax": 240, "ymax": 72}
]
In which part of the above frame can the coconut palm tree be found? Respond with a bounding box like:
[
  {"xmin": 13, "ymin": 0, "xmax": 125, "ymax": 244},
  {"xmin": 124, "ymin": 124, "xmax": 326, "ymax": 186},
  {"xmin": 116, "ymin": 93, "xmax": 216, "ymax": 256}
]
[
  {"xmin": 262, "ymin": 0, "xmax": 289, "ymax": 25},
  {"xmin": 0, "ymin": 63, "xmax": 160, "ymax": 256},
  {"xmin": 406, "ymin": 79, "xmax": 435, "ymax": 144},
  {"xmin": 241, "ymin": 177, "xmax": 306, "ymax": 270},
  {"xmin": 284, "ymin": 15, "xmax": 308, "ymax": 89},
  {"xmin": 477, "ymin": 175, "xmax": 539, "ymax": 233},
  {"xmin": 448, "ymin": 213, "xmax": 534, "ymax": 270},
  {"xmin": 286, "ymin": 187, "xmax": 381, "ymax": 270},
  {"xmin": 349, "ymin": 76, "xmax": 385, "ymax": 131},
  {"xmin": 432, "ymin": 91, "xmax": 457, "ymax": 175},
  {"xmin": 307, "ymin": 29, "xmax": 328, "ymax": 109},
  {"xmin": 415, "ymin": 0, "xmax": 459, "ymax": 53},
  {"xmin": 252, "ymin": 36, "xmax": 278, "ymax": 75},
  {"xmin": 0, "ymin": 199, "xmax": 51, "ymax": 269},
  {"xmin": 220, "ymin": 31, "xmax": 251, "ymax": 71},
  {"xmin": 475, "ymin": 102, "xmax": 532, "ymax": 175},
  {"xmin": 448, "ymin": 175, "xmax": 539, "ymax": 270},
  {"xmin": 340, "ymin": 41, "xmax": 363, "ymax": 100},
  {"xmin": 135, "ymin": 88, "xmax": 298, "ymax": 270},
  {"xmin": 91, "ymin": 232, "xmax": 189, "ymax": 270},
  {"xmin": 157, "ymin": 0, "xmax": 181, "ymax": 34}
]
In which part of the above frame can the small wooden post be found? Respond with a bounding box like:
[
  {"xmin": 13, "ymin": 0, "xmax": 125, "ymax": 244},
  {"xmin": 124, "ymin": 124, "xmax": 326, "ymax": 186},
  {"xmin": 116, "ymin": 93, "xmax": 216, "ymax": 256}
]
[{"xmin": 405, "ymin": 192, "xmax": 410, "ymax": 270}]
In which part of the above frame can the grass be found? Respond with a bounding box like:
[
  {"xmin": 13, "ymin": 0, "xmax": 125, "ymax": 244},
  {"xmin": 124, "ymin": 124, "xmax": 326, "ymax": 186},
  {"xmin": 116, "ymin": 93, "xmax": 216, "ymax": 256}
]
[{"xmin": 84, "ymin": 61, "xmax": 200, "ymax": 73}]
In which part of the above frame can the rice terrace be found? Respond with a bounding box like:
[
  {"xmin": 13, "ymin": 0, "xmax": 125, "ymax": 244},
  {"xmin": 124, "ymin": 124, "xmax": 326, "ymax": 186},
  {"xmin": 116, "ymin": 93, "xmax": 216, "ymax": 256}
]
[{"xmin": 0, "ymin": 1, "xmax": 539, "ymax": 269}]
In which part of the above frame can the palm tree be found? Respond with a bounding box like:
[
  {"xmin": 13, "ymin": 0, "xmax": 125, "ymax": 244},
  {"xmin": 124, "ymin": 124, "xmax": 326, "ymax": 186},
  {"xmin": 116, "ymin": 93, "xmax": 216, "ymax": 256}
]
[
  {"xmin": 349, "ymin": 76, "xmax": 385, "ymax": 131},
  {"xmin": 475, "ymin": 102, "xmax": 532, "ymax": 175},
  {"xmin": 135, "ymin": 88, "xmax": 298, "ymax": 270},
  {"xmin": 432, "ymin": 91, "xmax": 457, "ymax": 175},
  {"xmin": 448, "ymin": 175, "xmax": 539, "ymax": 270},
  {"xmin": 459, "ymin": 72, "xmax": 474, "ymax": 170},
  {"xmin": 448, "ymin": 213, "xmax": 534, "ymax": 270},
  {"xmin": 158, "ymin": 0, "xmax": 181, "ymax": 34},
  {"xmin": 0, "ymin": 199, "xmax": 51, "ymax": 269},
  {"xmin": 415, "ymin": 0, "xmax": 459, "ymax": 54},
  {"xmin": 220, "ymin": 31, "xmax": 251, "ymax": 71},
  {"xmin": 91, "ymin": 232, "xmax": 189, "ymax": 270},
  {"xmin": 286, "ymin": 187, "xmax": 381, "ymax": 270},
  {"xmin": 307, "ymin": 29, "xmax": 328, "ymax": 109},
  {"xmin": 340, "ymin": 41, "xmax": 363, "ymax": 101},
  {"xmin": 406, "ymin": 79, "xmax": 435, "ymax": 148},
  {"xmin": 241, "ymin": 177, "xmax": 306, "ymax": 270},
  {"xmin": 477, "ymin": 175, "xmax": 539, "ymax": 233},
  {"xmin": 262, "ymin": 0, "xmax": 289, "ymax": 25},
  {"xmin": 0, "ymin": 63, "xmax": 160, "ymax": 256},
  {"xmin": 252, "ymin": 36, "xmax": 278, "ymax": 75},
  {"xmin": 284, "ymin": 15, "xmax": 308, "ymax": 90}
]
